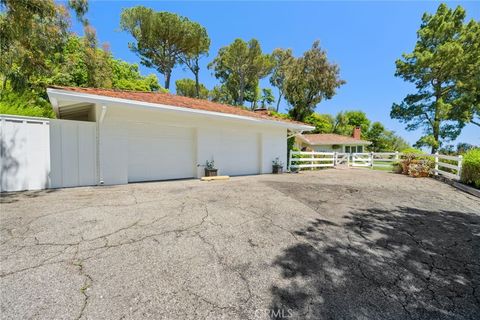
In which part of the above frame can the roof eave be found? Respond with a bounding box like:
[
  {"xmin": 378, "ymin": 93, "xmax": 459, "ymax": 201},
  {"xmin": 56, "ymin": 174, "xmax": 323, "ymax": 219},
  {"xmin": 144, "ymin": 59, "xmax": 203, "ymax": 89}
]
[{"xmin": 47, "ymin": 88, "xmax": 314, "ymax": 131}]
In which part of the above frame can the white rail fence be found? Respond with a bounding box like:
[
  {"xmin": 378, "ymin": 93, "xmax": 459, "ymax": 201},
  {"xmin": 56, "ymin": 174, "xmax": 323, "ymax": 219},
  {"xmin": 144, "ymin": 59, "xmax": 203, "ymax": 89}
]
[
  {"xmin": 289, "ymin": 151, "xmax": 335, "ymax": 169},
  {"xmin": 288, "ymin": 151, "xmax": 463, "ymax": 180},
  {"xmin": 433, "ymin": 153, "xmax": 462, "ymax": 180}
]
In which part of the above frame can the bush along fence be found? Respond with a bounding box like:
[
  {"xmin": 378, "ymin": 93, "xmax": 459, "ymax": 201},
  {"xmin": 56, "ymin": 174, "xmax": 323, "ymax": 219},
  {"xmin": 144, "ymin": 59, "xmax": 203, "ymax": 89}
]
[{"xmin": 288, "ymin": 151, "xmax": 463, "ymax": 180}]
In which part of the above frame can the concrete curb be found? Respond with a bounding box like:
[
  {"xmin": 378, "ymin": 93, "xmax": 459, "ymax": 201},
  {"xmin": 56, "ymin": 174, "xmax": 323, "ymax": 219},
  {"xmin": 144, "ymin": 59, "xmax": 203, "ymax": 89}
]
[{"xmin": 432, "ymin": 175, "xmax": 480, "ymax": 198}]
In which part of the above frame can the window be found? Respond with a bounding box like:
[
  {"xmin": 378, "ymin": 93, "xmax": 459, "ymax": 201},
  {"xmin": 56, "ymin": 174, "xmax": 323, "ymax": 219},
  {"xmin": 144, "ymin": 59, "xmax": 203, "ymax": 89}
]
[{"xmin": 345, "ymin": 145, "xmax": 363, "ymax": 153}]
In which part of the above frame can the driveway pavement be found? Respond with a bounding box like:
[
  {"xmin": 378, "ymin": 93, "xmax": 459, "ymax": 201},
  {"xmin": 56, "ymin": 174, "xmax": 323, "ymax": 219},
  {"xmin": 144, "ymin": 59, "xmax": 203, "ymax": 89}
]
[{"xmin": 1, "ymin": 169, "xmax": 479, "ymax": 319}]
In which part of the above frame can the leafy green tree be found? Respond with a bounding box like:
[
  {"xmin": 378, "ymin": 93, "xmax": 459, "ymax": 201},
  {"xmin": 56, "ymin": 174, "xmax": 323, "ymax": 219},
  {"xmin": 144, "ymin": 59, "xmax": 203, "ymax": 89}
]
[
  {"xmin": 208, "ymin": 38, "xmax": 273, "ymax": 106},
  {"xmin": 270, "ymin": 48, "xmax": 294, "ymax": 111},
  {"xmin": 175, "ymin": 78, "xmax": 209, "ymax": 99},
  {"xmin": 120, "ymin": 7, "xmax": 193, "ymax": 89},
  {"xmin": 0, "ymin": 0, "xmax": 70, "ymax": 92},
  {"xmin": 48, "ymin": 34, "xmax": 162, "ymax": 92},
  {"xmin": 209, "ymin": 85, "xmax": 234, "ymax": 104},
  {"xmin": 260, "ymin": 88, "xmax": 275, "ymax": 108},
  {"xmin": 383, "ymin": 131, "xmax": 410, "ymax": 152},
  {"xmin": 304, "ymin": 113, "xmax": 335, "ymax": 133},
  {"xmin": 391, "ymin": 4, "xmax": 479, "ymax": 153},
  {"xmin": 283, "ymin": 41, "xmax": 345, "ymax": 121},
  {"xmin": 332, "ymin": 111, "xmax": 371, "ymax": 137},
  {"xmin": 178, "ymin": 22, "xmax": 210, "ymax": 98}
]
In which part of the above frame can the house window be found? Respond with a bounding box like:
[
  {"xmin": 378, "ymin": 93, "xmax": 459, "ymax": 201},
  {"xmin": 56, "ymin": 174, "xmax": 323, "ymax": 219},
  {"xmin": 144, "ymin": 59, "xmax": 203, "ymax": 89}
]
[{"xmin": 345, "ymin": 145, "xmax": 363, "ymax": 153}]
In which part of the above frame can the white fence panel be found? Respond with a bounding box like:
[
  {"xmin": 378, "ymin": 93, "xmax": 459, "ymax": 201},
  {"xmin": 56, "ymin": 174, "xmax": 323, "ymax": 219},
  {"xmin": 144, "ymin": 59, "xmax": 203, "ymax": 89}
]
[
  {"xmin": 1, "ymin": 115, "xmax": 97, "ymax": 192},
  {"xmin": 288, "ymin": 150, "xmax": 463, "ymax": 181},
  {"xmin": 49, "ymin": 119, "xmax": 97, "ymax": 188},
  {"xmin": 289, "ymin": 151, "xmax": 335, "ymax": 169},
  {"xmin": 431, "ymin": 153, "xmax": 462, "ymax": 180},
  {"xmin": 1, "ymin": 116, "xmax": 51, "ymax": 192},
  {"xmin": 351, "ymin": 153, "xmax": 372, "ymax": 167}
]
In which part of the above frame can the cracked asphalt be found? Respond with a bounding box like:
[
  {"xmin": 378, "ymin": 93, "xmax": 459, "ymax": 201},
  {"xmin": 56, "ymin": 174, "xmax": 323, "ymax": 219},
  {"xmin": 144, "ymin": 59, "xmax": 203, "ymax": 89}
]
[{"xmin": 1, "ymin": 169, "xmax": 479, "ymax": 320}]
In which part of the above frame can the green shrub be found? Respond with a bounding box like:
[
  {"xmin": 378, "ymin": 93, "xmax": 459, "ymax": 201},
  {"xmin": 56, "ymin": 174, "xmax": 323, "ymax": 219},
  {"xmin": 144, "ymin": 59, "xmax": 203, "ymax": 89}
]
[
  {"xmin": 400, "ymin": 147, "xmax": 423, "ymax": 154},
  {"xmin": 0, "ymin": 90, "xmax": 55, "ymax": 118},
  {"xmin": 461, "ymin": 148, "xmax": 480, "ymax": 189}
]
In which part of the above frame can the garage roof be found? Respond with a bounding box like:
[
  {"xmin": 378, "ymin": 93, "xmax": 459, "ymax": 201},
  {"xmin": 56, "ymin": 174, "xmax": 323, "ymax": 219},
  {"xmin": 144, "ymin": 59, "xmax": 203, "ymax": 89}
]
[
  {"xmin": 47, "ymin": 86, "xmax": 313, "ymax": 131},
  {"xmin": 298, "ymin": 133, "xmax": 372, "ymax": 145}
]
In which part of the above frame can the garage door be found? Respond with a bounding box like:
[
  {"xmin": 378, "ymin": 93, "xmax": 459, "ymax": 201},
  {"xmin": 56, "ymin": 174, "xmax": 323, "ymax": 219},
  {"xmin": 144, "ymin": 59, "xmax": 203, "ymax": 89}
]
[
  {"xmin": 219, "ymin": 130, "xmax": 259, "ymax": 176},
  {"xmin": 128, "ymin": 123, "xmax": 195, "ymax": 182}
]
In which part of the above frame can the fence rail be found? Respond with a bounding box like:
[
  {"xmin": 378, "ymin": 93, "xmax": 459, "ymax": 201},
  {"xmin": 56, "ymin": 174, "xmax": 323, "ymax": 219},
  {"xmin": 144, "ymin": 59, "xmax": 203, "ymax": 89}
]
[{"xmin": 288, "ymin": 151, "xmax": 463, "ymax": 180}]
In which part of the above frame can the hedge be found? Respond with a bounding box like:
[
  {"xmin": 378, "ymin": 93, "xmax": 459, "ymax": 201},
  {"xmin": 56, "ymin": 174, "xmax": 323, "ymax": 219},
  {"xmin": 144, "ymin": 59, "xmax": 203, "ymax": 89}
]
[{"xmin": 461, "ymin": 148, "xmax": 480, "ymax": 189}]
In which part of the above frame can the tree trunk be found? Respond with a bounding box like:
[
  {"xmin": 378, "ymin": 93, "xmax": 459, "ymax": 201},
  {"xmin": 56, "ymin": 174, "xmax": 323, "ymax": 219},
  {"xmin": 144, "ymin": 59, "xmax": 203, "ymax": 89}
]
[
  {"xmin": 431, "ymin": 93, "xmax": 441, "ymax": 154},
  {"xmin": 194, "ymin": 72, "xmax": 200, "ymax": 98},
  {"xmin": 164, "ymin": 71, "xmax": 171, "ymax": 90},
  {"xmin": 276, "ymin": 90, "xmax": 283, "ymax": 112},
  {"xmin": 237, "ymin": 76, "xmax": 245, "ymax": 106}
]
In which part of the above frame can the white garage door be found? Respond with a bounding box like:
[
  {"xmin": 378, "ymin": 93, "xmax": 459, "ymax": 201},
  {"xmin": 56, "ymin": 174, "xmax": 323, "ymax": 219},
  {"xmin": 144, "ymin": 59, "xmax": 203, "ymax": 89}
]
[
  {"xmin": 128, "ymin": 123, "xmax": 195, "ymax": 182},
  {"xmin": 219, "ymin": 130, "xmax": 259, "ymax": 176}
]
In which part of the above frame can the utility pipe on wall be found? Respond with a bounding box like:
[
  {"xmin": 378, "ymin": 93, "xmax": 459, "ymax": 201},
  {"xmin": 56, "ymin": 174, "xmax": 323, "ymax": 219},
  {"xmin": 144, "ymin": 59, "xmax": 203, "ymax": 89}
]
[{"xmin": 97, "ymin": 105, "xmax": 108, "ymax": 185}]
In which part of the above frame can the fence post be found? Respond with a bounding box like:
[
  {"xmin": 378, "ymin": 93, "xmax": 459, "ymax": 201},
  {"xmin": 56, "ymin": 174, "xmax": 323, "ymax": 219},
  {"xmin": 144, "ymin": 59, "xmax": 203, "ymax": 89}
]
[
  {"xmin": 370, "ymin": 152, "xmax": 374, "ymax": 169},
  {"xmin": 434, "ymin": 152, "xmax": 439, "ymax": 176},
  {"xmin": 311, "ymin": 150, "xmax": 314, "ymax": 171},
  {"xmin": 333, "ymin": 152, "xmax": 337, "ymax": 167},
  {"xmin": 288, "ymin": 151, "xmax": 292, "ymax": 170},
  {"xmin": 395, "ymin": 151, "xmax": 399, "ymax": 161},
  {"xmin": 457, "ymin": 155, "xmax": 463, "ymax": 180}
]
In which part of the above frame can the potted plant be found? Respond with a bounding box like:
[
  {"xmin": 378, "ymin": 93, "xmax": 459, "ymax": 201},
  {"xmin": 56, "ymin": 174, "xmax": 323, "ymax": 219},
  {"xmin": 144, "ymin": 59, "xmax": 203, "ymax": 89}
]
[
  {"xmin": 204, "ymin": 160, "xmax": 218, "ymax": 177},
  {"xmin": 272, "ymin": 157, "xmax": 284, "ymax": 174}
]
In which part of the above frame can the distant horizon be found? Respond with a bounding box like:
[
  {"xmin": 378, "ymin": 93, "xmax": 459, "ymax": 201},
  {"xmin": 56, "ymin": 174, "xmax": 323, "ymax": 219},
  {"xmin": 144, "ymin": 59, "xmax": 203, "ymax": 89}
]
[{"xmin": 68, "ymin": 0, "xmax": 479, "ymax": 148}]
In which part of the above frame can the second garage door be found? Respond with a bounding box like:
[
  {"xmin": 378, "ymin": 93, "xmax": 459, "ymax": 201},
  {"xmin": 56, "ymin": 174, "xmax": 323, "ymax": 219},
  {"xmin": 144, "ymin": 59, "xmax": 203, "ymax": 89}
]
[
  {"xmin": 218, "ymin": 130, "xmax": 260, "ymax": 176},
  {"xmin": 128, "ymin": 122, "xmax": 195, "ymax": 182}
]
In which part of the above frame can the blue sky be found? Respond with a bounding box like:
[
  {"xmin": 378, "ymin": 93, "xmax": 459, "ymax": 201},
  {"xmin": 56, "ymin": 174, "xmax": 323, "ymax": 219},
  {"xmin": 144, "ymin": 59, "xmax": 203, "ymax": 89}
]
[{"xmin": 69, "ymin": 1, "xmax": 479, "ymax": 147}]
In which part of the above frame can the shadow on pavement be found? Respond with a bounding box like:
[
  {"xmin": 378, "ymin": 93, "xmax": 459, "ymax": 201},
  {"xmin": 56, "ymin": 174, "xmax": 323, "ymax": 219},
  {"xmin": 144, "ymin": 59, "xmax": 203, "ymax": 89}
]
[{"xmin": 269, "ymin": 206, "xmax": 480, "ymax": 319}]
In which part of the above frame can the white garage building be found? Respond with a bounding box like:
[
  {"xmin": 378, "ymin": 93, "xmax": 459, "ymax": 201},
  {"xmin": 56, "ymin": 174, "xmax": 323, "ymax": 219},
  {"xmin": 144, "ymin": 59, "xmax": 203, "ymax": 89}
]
[{"xmin": 0, "ymin": 87, "xmax": 312, "ymax": 192}]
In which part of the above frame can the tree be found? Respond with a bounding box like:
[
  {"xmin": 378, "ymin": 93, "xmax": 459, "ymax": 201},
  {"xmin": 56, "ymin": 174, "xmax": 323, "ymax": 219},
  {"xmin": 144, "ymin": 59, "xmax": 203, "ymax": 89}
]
[
  {"xmin": 283, "ymin": 41, "xmax": 345, "ymax": 121},
  {"xmin": 270, "ymin": 48, "xmax": 294, "ymax": 112},
  {"xmin": 209, "ymin": 85, "xmax": 234, "ymax": 104},
  {"xmin": 178, "ymin": 21, "xmax": 210, "ymax": 98},
  {"xmin": 332, "ymin": 111, "xmax": 371, "ymax": 137},
  {"xmin": 260, "ymin": 88, "xmax": 275, "ymax": 108},
  {"xmin": 120, "ymin": 7, "xmax": 193, "ymax": 89},
  {"xmin": 47, "ymin": 34, "xmax": 162, "ymax": 91},
  {"xmin": 391, "ymin": 4, "xmax": 479, "ymax": 153},
  {"xmin": 450, "ymin": 19, "xmax": 480, "ymax": 128},
  {"xmin": 0, "ymin": 0, "xmax": 70, "ymax": 92},
  {"xmin": 175, "ymin": 78, "xmax": 209, "ymax": 99},
  {"xmin": 304, "ymin": 113, "xmax": 334, "ymax": 133},
  {"xmin": 208, "ymin": 38, "xmax": 273, "ymax": 106}
]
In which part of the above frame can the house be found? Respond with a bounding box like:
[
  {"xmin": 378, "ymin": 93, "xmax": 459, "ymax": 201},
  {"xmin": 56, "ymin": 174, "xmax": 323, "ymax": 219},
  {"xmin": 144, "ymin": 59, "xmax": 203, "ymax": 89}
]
[
  {"xmin": 295, "ymin": 127, "xmax": 371, "ymax": 153},
  {"xmin": 0, "ymin": 86, "xmax": 313, "ymax": 192}
]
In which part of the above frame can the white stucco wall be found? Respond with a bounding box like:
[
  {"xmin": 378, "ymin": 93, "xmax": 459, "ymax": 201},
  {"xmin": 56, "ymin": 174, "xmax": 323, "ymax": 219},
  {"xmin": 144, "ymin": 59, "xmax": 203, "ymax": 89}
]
[{"xmin": 97, "ymin": 104, "xmax": 287, "ymax": 185}]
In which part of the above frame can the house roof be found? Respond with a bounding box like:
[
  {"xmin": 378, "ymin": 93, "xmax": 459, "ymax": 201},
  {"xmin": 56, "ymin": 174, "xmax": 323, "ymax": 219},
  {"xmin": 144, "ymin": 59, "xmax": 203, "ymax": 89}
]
[
  {"xmin": 47, "ymin": 86, "xmax": 313, "ymax": 130},
  {"xmin": 298, "ymin": 133, "xmax": 372, "ymax": 145}
]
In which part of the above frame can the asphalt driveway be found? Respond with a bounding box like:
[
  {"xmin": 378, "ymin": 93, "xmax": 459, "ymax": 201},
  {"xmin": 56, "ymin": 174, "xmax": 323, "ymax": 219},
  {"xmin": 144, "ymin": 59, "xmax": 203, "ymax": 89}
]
[{"xmin": 1, "ymin": 169, "xmax": 479, "ymax": 319}]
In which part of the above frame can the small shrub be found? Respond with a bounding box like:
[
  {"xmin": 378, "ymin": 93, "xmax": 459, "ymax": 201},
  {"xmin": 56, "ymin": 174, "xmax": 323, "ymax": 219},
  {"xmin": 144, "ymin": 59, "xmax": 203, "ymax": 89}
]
[
  {"xmin": 398, "ymin": 149, "xmax": 434, "ymax": 177},
  {"xmin": 461, "ymin": 148, "xmax": 480, "ymax": 189},
  {"xmin": 407, "ymin": 159, "xmax": 433, "ymax": 178}
]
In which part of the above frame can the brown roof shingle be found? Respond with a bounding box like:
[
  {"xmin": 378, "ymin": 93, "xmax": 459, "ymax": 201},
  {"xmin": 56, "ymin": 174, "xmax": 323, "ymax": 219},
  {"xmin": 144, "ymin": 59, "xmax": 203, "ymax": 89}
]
[
  {"xmin": 49, "ymin": 86, "xmax": 308, "ymax": 126},
  {"xmin": 300, "ymin": 133, "xmax": 371, "ymax": 145}
]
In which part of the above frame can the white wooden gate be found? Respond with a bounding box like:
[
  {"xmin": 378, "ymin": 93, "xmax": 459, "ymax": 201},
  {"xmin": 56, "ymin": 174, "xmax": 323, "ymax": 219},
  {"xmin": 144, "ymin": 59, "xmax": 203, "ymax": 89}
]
[{"xmin": 1, "ymin": 115, "xmax": 97, "ymax": 192}]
